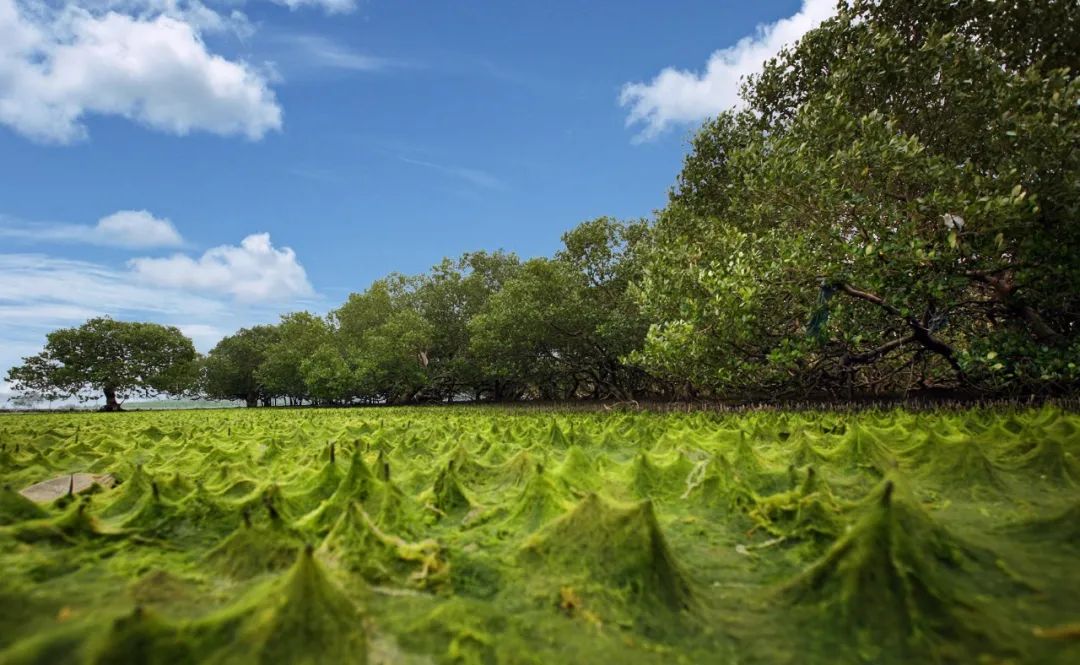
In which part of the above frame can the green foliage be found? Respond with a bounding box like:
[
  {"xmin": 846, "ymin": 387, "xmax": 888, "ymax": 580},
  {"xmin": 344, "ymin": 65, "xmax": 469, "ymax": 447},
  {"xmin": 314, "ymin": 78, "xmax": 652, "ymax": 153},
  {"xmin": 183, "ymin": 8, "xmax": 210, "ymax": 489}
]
[
  {"xmin": 469, "ymin": 218, "xmax": 653, "ymax": 400},
  {"xmin": 5, "ymin": 317, "xmax": 197, "ymax": 409},
  {"xmin": 637, "ymin": 0, "xmax": 1080, "ymax": 398},
  {"xmin": 256, "ymin": 312, "xmax": 332, "ymax": 403},
  {"xmin": 201, "ymin": 326, "xmax": 280, "ymax": 406}
]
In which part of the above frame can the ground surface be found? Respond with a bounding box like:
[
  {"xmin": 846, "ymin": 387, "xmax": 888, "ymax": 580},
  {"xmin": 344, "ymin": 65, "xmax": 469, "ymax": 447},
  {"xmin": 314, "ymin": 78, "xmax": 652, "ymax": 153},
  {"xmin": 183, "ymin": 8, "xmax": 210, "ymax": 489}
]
[{"xmin": 0, "ymin": 406, "xmax": 1078, "ymax": 664}]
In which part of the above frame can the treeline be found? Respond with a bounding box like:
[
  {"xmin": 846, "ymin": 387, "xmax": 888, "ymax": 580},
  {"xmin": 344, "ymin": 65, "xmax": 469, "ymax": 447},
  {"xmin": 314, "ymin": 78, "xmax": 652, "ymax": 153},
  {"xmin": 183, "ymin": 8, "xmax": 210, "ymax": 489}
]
[
  {"xmin": 9, "ymin": 0, "xmax": 1080, "ymax": 408},
  {"xmin": 202, "ymin": 219, "xmax": 655, "ymax": 405}
]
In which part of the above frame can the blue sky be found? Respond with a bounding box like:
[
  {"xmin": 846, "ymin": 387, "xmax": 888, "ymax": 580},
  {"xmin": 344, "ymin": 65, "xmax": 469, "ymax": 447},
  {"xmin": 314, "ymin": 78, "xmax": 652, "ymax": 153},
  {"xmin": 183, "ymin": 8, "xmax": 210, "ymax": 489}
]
[{"xmin": 0, "ymin": 0, "xmax": 833, "ymax": 400}]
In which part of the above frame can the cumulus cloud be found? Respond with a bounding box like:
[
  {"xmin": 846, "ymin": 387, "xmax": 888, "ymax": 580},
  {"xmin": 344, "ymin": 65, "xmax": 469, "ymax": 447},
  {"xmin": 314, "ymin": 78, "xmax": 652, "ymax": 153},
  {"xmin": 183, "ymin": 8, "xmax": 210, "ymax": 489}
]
[
  {"xmin": 0, "ymin": 0, "xmax": 282, "ymax": 143},
  {"xmin": 130, "ymin": 233, "xmax": 313, "ymax": 302},
  {"xmin": 619, "ymin": 0, "xmax": 836, "ymax": 140},
  {"xmin": 0, "ymin": 209, "xmax": 184, "ymax": 248},
  {"xmin": 93, "ymin": 210, "xmax": 184, "ymax": 247}
]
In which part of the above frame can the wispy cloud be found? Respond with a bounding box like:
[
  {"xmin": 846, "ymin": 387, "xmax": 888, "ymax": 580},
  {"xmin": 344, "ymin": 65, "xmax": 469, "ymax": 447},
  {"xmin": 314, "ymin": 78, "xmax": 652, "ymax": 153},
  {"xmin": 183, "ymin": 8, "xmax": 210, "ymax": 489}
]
[
  {"xmin": 0, "ymin": 210, "xmax": 185, "ymax": 249},
  {"xmin": 399, "ymin": 157, "xmax": 504, "ymax": 190},
  {"xmin": 270, "ymin": 0, "xmax": 358, "ymax": 15},
  {"xmin": 268, "ymin": 33, "xmax": 406, "ymax": 73}
]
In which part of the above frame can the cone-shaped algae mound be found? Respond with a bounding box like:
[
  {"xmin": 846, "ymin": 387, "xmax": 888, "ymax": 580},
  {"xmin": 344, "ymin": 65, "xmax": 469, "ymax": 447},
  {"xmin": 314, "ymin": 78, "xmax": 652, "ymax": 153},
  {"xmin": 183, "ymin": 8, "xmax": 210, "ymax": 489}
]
[
  {"xmin": 781, "ymin": 477, "xmax": 1016, "ymax": 661},
  {"xmin": 520, "ymin": 493, "xmax": 695, "ymax": 613},
  {"xmin": 9, "ymin": 496, "xmax": 120, "ymax": 544},
  {"xmin": 319, "ymin": 502, "xmax": 447, "ymax": 590},
  {"xmin": 1004, "ymin": 501, "xmax": 1080, "ymax": 549},
  {"xmin": 501, "ymin": 468, "xmax": 571, "ymax": 532},
  {"xmin": 204, "ymin": 517, "xmax": 305, "ymax": 579},
  {"xmin": 97, "ymin": 465, "xmax": 154, "ymax": 520},
  {"xmin": 195, "ymin": 546, "xmax": 368, "ymax": 664},
  {"xmin": 914, "ymin": 436, "xmax": 1007, "ymax": 492},
  {"xmin": 426, "ymin": 460, "xmax": 474, "ymax": 519}
]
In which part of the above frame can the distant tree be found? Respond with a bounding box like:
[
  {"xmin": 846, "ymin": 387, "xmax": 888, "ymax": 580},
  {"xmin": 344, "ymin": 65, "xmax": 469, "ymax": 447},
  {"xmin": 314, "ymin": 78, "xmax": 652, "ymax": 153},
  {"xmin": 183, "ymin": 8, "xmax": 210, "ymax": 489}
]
[
  {"xmin": 201, "ymin": 325, "xmax": 280, "ymax": 407},
  {"xmin": 256, "ymin": 312, "xmax": 331, "ymax": 405},
  {"xmin": 469, "ymin": 218, "xmax": 652, "ymax": 400},
  {"xmin": 301, "ymin": 343, "xmax": 353, "ymax": 405},
  {"xmin": 5, "ymin": 317, "xmax": 197, "ymax": 411},
  {"xmin": 352, "ymin": 308, "xmax": 434, "ymax": 404},
  {"xmin": 410, "ymin": 251, "xmax": 520, "ymax": 400},
  {"xmin": 332, "ymin": 279, "xmax": 434, "ymax": 403}
]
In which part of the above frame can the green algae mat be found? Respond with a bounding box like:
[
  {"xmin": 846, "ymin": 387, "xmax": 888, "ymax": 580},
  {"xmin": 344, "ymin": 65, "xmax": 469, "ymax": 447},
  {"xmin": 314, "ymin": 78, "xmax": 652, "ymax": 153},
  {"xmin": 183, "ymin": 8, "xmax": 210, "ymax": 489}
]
[{"xmin": 1, "ymin": 407, "xmax": 1078, "ymax": 664}]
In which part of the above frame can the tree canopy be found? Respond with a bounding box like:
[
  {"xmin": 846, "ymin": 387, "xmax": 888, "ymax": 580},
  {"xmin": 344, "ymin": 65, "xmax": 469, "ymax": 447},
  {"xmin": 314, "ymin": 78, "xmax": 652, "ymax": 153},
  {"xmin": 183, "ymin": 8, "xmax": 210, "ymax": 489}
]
[
  {"xmin": 6, "ymin": 318, "xmax": 197, "ymax": 410},
  {"xmin": 636, "ymin": 0, "xmax": 1080, "ymax": 399}
]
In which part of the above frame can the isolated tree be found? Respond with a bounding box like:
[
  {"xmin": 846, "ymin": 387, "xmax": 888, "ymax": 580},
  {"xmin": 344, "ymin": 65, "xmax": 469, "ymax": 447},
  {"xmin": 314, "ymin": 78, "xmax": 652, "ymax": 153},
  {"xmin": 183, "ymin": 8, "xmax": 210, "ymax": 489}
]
[
  {"xmin": 201, "ymin": 325, "xmax": 280, "ymax": 407},
  {"xmin": 6, "ymin": 317, "xmax": 197, "ymax": 411}
]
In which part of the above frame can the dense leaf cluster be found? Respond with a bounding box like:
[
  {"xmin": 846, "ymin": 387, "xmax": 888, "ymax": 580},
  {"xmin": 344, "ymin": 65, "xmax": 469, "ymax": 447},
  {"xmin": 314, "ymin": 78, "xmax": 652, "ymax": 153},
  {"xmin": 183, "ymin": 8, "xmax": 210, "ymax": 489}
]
[{"xmin": 638, "ymin": 0, "xmax": 1080, "ymax": 398}]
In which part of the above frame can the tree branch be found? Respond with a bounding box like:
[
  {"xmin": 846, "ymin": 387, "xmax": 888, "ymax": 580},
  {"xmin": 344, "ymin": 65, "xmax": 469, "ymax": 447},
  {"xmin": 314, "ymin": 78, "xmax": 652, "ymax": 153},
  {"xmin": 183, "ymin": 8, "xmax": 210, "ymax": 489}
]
[
  {"xmin": 965, "ymin": 271, "xmax": 1062, "ymax": 343},
  {"xmin": 833, "ymin": 282, "xmax": 965, "ymax": 378}
]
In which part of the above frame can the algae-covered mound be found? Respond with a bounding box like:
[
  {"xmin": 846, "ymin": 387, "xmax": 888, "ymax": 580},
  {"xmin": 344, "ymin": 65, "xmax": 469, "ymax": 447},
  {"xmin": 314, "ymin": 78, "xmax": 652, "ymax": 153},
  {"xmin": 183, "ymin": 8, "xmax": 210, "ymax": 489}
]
[
  {"xmin": 195, "ymin": 546, "xmax": 369, "ymax": 664},
  {"xmin": 1, "ymin": 406, "xmax": 1078, "ymax": 665},
  {"xmin": 500, "ymin": 468, "xmax": 571, "ymax": 532},
  {"xmin": 319, "ymin": 502, "xmax": 447, "ymax": 590},
  {"xmin": 781, "ymin": 477, "xmax": 1018, "ymax": 661},
  {"xmin": 204, "ymin": 518, "xmax": 306, "ymax": 579},
  {"xmin": 520, "ymin": 493, "xmax": 696, "ymax": 614}
]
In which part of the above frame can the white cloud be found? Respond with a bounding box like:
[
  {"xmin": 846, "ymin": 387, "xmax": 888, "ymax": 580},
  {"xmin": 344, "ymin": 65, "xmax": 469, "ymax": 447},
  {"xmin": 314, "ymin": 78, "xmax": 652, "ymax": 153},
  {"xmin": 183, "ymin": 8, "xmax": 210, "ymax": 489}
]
[
  {"xmin": 0, "ymin": 253, "xmax": 230, "ymax": 318},
  {"xmin": 93, "ymin": 210, "xmax": 184, "ymax": 248},
  {"xmin": 271, "ymin": 0, "xmax": 357, "ymax": 15},
  {"xmin": 0, "ymin": 250, "xmax": 322, "ymax": 396},
  {"xmin": 177, "ymin": 322, "xmax": 227, "ymax": 349},
  {"xmin": 80, "ymin": 1, "xmax": 253, "ymax": 36},
  {"xmin": 0, "ymin": 0, "xmax": 282, "ymax": 143},
  {"xmin": 619, "ymin": 0, "xmax": 836, "ymax": 140},
  {"xmin": 0, "ymin": 209, "xmax": 184, "ymax": 248},
  {"xmin": 130, "ymin": 233, "xmax": 313, "ymax": 302}
]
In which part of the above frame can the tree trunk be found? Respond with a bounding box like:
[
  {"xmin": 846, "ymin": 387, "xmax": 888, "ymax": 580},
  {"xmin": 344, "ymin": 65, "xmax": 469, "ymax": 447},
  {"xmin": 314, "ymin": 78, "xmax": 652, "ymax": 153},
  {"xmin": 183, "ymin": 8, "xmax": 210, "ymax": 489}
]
[
  {"xmin": 102, "ymin": 386, "xmax": 122, "ymax": 412},
  {"xmin": 245, "ymin": 392, "xmax": 258, "ymax": 408}
]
